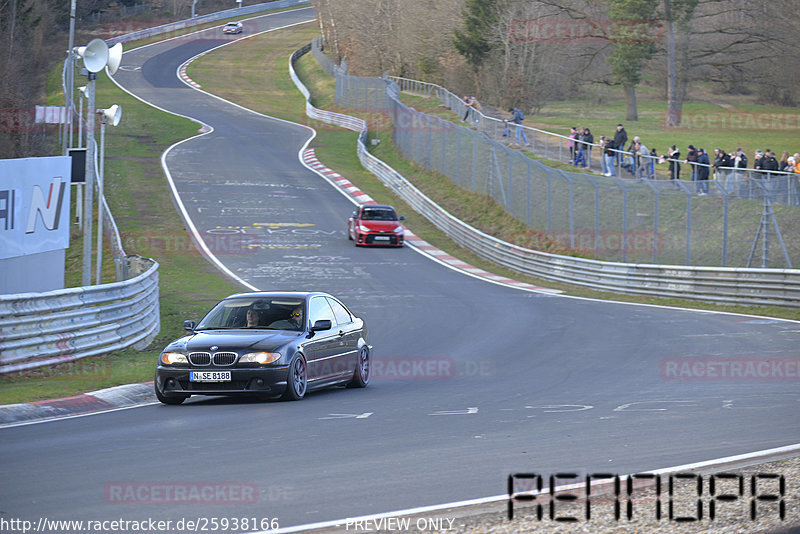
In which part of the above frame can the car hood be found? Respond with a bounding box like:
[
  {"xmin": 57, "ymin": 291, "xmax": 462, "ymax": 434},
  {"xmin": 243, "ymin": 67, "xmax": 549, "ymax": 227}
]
[
  {"xmin": 359, "ymin": 219, "xmax": 400, "ymax": 231},
  {"xmin": 167, "ymin": 330, "xmax": 299, "ymax": 352}
]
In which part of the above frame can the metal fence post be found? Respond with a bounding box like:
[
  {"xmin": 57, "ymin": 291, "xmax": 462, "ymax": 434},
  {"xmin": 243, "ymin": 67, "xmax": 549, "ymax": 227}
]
[
  {"xmin": 685, "ymin": 193, "xmax": 692, "ymax": 266},
  {"xmin": 568, "ymin": 175, "xmax": 575, "ymax": 248},
  {"xmin": 622, "ymin": 185, "xmax": 628, "ymax": 262},
  {"xmin": 441, "ymin": 119, "xmax": 446, "ymax": 174},
  {"xmin": 508, "ymin": 152, "xmax": 513, "ymax": 211},
  {"xmin": 456, "ymin": 128, "xmax": 461, "ymax": 187},
  {"xmin": 427, "ymin": 115, "xmax": 433, "ymax": 170},
  {"xmin": 653, "ymin": 188, "xmax": 660, "ymax": 264},
  {"xmin": 472, "ymin": 131, "xmax": 478, "ymax": 192},
  {"xmin": 722, "ymin": 187, "xmax": 729, "ymax": 267},
  {"xmin": 546, "ymin": 167, "xmax": 552, "ymax": 233},
  {"xmin": 526, "ymin": 159, "xmax": 531, "ymax": 227}
]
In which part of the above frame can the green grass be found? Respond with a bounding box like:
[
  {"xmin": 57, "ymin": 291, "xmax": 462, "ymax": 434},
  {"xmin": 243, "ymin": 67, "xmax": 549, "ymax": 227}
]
[{"xmin": 3, "ymin": 20, "xmax": 799, "ymax": 405}]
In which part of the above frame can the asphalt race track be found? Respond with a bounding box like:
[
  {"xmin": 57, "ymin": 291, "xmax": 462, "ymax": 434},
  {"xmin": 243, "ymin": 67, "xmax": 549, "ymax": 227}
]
[{"xmin": 1, "ymin": 7, "xmax": 798, "ymax": 531}]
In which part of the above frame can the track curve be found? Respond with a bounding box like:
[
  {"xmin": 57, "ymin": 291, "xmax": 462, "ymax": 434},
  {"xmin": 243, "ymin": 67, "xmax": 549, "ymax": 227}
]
[{"xmin": 0, "ymin": 8, "xmax": 798, "ymax": 530}]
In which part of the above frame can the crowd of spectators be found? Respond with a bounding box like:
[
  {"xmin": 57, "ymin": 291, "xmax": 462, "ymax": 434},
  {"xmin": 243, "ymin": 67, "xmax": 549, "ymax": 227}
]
[
  {"xmin": 568, "ymin": 123, "xmax": 800, "ymax": 191},
  {"xmin": 458, "ymin": 98, "xmax": 799, "ymax": 191}
]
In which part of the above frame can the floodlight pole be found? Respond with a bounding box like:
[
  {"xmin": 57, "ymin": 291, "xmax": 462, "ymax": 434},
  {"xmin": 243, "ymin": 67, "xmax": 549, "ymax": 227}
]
[
  {"xmin": 65, "ymin": 0, "xmax": 77, "ymax": 154},
  {"xmin": 82, "ymin": 73, "xmax": 96, "ymax": 286},
  {"xmin": 76, "ymin": 88, "xmax": 85, "ymax": 225},
  {"xmin": 96, "ymin": 112, "xmax": 107, "ymax": 285},
  {"xmin": 95, "ymin": 106, "xmax": 120, "ymax": 285}
]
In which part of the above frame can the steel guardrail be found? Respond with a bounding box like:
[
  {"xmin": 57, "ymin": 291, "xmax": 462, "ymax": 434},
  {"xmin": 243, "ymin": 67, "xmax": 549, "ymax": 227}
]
[
  {"xmin": 0, "ymin": 257, "xmax": 160, "ymax": 373},
  {"xmin": 291, "ymin": 40, "xmax": 800, "ymax": 307}
]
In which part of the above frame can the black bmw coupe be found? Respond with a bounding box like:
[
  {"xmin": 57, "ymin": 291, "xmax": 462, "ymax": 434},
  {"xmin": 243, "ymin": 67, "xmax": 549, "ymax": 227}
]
[{"xmin": 154, "ymin": 292, "xmax": 371, "ymax": 404}]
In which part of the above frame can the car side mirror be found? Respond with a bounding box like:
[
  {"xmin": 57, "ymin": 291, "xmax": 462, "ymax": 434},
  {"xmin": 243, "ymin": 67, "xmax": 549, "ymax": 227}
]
[
  {"xmin": 311, "ymin": 319, "xmax": 332, "ymax": 332},
  {"xmin": 183, "ymin": 320, "xmax": 196, "ymax": 331},
  {"xmin": 399, "ymin": 216, "xmax": 406, "ymax": 220}
]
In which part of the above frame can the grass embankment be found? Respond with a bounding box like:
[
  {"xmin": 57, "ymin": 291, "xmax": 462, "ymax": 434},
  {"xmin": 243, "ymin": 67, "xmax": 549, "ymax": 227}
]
[{"xmin": 3, "ymin": 20, "xmax": 798, "ymax": 405}]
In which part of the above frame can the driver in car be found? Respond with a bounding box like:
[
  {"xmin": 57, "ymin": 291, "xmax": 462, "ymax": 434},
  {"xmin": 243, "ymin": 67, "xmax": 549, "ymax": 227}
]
[{"xmin": 245, "ymin": 308, "xmax": 261, "ymax": 328}]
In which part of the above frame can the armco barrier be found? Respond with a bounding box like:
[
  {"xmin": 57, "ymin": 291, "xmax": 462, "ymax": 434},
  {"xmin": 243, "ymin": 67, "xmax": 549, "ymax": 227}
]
[
  {"xmin": 0, "ymin": 257, "xmax": 160, "ymax": 374},
  {"xmin": 291, "ymin": 41, "xmax": 800, "ymax": 307}
]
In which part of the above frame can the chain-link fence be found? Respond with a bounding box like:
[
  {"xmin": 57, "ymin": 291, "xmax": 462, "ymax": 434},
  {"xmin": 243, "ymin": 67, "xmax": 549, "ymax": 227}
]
[{"xmin": 317, "ymin": 43, "xmax": 797, "ymax": 268}]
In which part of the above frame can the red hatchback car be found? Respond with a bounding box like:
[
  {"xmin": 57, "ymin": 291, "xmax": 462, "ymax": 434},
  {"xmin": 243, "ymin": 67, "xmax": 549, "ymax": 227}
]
[{"xmin": 347, "ymin": 204, "xmax": 405, "ymax": 246}]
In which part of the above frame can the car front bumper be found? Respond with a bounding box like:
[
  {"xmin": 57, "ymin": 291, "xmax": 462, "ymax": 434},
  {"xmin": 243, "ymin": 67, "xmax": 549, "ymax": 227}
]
[
  {"xmin": 156, "ymin": 366, "xmax": 290, "ymax": 397},
  {"xmin": 357, "ymin": 232, "xmax": 404, "ymax": 246}
]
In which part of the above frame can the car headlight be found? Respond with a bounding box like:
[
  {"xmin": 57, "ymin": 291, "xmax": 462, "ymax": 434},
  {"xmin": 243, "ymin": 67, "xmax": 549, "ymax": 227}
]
[
  {"xmin": 160, "ymin": 352, "xmax": 188, "ymax": 365},
  {"xmin": 240, "ymin": 352, "xmax": 281, "ymax": 364},
  {"xmin": 393, "ymin": 226, "xmax": 404, "ymax": 234},
  {"xmin": 359, "ymin": 224, "xmax": 371, "ymax": 233}
]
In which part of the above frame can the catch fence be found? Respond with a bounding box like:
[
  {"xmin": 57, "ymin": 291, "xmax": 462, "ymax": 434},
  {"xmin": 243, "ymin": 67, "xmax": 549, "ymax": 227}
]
[{"xmin": 328, "ymin": 65, "xmax": 797, "ymax": 268}]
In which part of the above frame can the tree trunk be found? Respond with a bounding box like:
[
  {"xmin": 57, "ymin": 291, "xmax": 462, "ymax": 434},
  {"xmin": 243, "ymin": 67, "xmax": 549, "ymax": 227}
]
[
  {"xmin": 625, "ymin": 83, "xmax": 638, "ymax": 121},
  {"xmin": 664, "ymin": 0, "xmax": 681, "ymax": 127}
]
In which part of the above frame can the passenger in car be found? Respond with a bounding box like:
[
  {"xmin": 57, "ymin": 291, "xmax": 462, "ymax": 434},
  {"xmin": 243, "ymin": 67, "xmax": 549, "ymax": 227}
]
[{"xmin": 269, "ymin": 306, "xmax": 303, "ymax": 330}]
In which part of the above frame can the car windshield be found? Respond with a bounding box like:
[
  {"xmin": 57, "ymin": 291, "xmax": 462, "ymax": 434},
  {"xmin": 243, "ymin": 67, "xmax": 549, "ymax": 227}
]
[
  {"xmin": 196, "ymin": 297, "xmax": 305, "ymax": 331},
  {"xmin": 361, "ymin": 208, "xmax": 397, "ymax": 221},
  {"xmin": 226, "ymin": 23, "xmax": 239, "ymax": 27}
]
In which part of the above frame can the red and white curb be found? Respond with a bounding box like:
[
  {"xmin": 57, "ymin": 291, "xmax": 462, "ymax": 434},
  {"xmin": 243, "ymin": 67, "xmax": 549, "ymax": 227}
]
[
  {"xmin": 179, "ymin": 64, "xmax": 202, "ymax": 88},
  {"xmin": 302, "ymin": 149, "xmax": 559, "ymax": 294},
  {"xmin": 0, "ymin": 383, "xmax": 157, "ymax": 427}
]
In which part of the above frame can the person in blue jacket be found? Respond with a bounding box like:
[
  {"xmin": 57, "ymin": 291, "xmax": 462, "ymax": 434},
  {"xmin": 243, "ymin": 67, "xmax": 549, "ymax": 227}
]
[
  {"xmin": 696, "ymin": 148, "xmax": 710, "ymax": 195},
  {"xmin": 504, "ymin": 107, "xmax": 529, "ymax": 146}
]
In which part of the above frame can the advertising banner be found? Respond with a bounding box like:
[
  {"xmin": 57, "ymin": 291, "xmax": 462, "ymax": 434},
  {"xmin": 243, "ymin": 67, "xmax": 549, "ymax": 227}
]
[{"xmin": 0, "ymin": 156, "xmax": 71, "ymax": 260}]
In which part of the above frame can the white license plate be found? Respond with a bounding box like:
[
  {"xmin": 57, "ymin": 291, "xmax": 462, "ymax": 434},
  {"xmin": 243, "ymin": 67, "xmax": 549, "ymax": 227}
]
[
  {"xmin": 190, "ymin": 371, "xmax": 231, "ymax": 382},
  {"xmin": 374, "ymin": 236, "xmax": 391, "ymax": 241}
]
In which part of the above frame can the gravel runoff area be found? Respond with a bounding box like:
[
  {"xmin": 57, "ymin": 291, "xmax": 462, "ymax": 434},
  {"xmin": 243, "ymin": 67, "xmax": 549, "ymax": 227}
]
[{"xmin": 316, "ymin": 454, "xmax": 800, "ymax": 534}]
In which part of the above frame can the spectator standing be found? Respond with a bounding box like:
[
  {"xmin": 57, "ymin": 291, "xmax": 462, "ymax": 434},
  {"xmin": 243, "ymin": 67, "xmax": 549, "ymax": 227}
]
[
  {"xmin": 603, "ymin": 136, "xmax": 617, "ymax": 177},
  {"xmin": 613, "ymin": 124, "xmax": 628, "ymax": 168},
  {"xmin": 580, "ymin": 127, "xmax": 594, "ymax": 169},
  {"xmin": 462, "ymin": 96, "xmax": 480, "ymax": 123},
  {"xmin": 713, "ymin": 148, "xmax": 733, "ymax": 181},
  {"xmin": 668, "ymin": 145, "xmax": 681, "ymax": 180},
  {"xmin": 625, "ymin": 136, "xmax": 642, "ymax": 177},
  {"xmin": 504, "ymin": 107, "xmax": 529, "ymax": 146},
  {"xmin": 734, "ymin": 148, "xmax": 748, "ymax": 171},
  {"xmin": 648, "ymin": 147, "xmax": 658, "ymax": 178},
  {"xmin": 568, "ymin": 127, "xmax": 578, "ymax": 163},
  {"xmin": 635, "ymin": 140, "xmax": 650, "ymax": 179},
  {"xmin": 685, "ymin": 145, "xmax": 699, "ymax": 184},
  {"xmin": 761, "ymin": 149, "xmax": 780, "ymax": 176},
  {"xmin": 574, "ymin": 144, "xmax": 587, "ymax": 168},
  {"xmin": 786, "ymin": 156, "xmax": 796, "ymax": 173},
  {"xmin": 779, "ymin": 150, "xmax": 791, "ymax": 171},
  {"xmin": 696, "ymin": 148, "xmax": 710, "ymax": 194}
]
